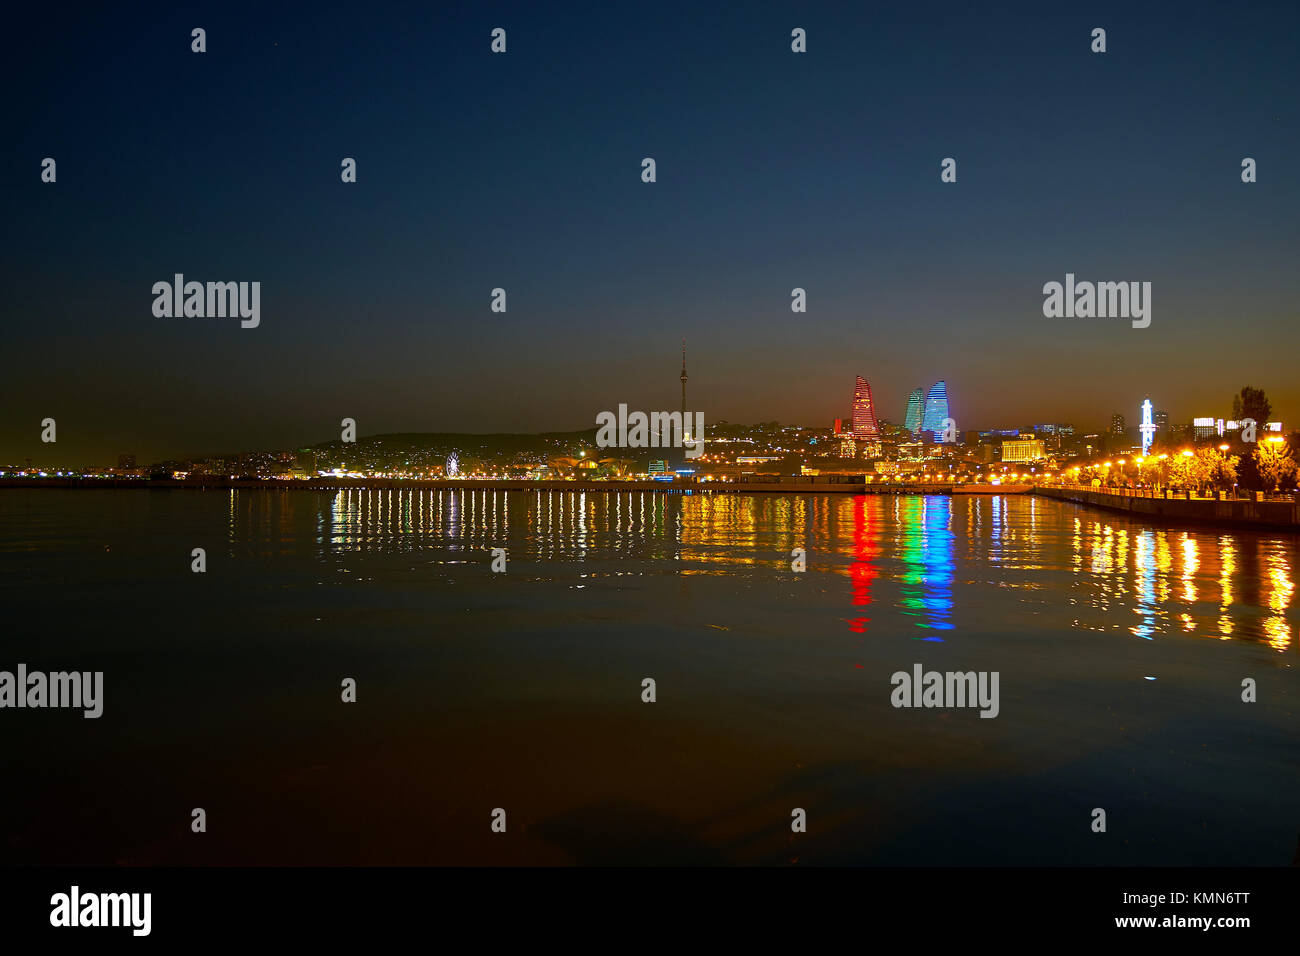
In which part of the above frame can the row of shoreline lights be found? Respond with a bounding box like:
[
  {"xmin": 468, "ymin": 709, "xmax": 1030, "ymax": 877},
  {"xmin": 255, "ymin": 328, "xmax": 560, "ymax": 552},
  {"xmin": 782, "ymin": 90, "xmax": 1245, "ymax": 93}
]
[
  {"xmin": 1092, "ymin": 436, "xmax": 1283, "ymax": 469},
  {"xmin": 1072, "ymin": 438, "xmax": 1287, "ymax": 483}
]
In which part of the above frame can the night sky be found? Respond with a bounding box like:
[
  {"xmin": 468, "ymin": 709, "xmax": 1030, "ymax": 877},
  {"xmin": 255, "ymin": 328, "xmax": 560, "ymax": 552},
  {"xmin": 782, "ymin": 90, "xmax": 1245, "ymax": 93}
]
[{"xmin": 4, "ymin": 1, "xmax": 1298, "ymax": 462}]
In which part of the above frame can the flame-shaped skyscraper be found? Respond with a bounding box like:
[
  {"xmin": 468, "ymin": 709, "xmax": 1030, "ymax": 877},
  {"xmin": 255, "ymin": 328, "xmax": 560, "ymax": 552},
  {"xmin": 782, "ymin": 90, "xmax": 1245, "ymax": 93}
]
[
  {"xmin": 921, "ymin": 381, "xmax": 950, "ymax": 439},
  {"xmin": 904, "ymin": 388, "xmax": 924, "ymax": 435},
  {"xmin": 852, "ymin": 376, "xmax": 881, "ymax": 439}
]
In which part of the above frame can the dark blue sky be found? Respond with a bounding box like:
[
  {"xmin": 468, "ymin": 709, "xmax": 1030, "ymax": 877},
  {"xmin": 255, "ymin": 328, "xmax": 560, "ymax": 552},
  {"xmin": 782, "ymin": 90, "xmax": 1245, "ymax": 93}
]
[{"xmin": 4, "ymin": 1, "xmax": 1298, "ymax": 461}]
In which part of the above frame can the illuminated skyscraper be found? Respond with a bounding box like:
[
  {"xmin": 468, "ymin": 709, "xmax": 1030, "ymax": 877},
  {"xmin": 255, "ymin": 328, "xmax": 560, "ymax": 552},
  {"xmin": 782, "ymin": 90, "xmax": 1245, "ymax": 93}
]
[
  {"xmin": 904, "ymin": 388, "xmax": 924, "ymax": 434},
  {"xmin": 921, "ymin": 381, "xmax": 950, "ymax": 438},
  {"xmin": 852, "ymin": 376, "xmax": 881, "ymax": 439}
]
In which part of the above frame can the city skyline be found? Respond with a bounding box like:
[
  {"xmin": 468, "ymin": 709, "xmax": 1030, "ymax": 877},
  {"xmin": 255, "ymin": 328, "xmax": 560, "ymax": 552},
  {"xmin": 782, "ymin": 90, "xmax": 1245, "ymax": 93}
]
[
  {"xmin": 3, "ymin": 366, "xmax": 1290, "ymax": 467},
  {"xmin": 3, "ymin": 3, "xmax": 1298, "ymax": 461},
  {"xmin": 6, "ymin": 373, "xmax": 1287, "ymax": 470}
]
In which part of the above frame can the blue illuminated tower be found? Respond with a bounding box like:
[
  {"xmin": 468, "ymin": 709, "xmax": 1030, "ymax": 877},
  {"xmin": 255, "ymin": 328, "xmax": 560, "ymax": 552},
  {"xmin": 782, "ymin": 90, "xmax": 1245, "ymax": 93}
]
[{"xmin": 921, "ymin": 381, "xmax": 950, "ymax": 438}]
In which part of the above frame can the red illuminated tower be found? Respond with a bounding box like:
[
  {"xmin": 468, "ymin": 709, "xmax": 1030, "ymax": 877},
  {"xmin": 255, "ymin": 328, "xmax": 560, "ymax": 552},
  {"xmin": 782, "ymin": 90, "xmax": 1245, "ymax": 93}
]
[{"xmin": 852, "ymin": 376, "xmax": 880, "ymax": 439}]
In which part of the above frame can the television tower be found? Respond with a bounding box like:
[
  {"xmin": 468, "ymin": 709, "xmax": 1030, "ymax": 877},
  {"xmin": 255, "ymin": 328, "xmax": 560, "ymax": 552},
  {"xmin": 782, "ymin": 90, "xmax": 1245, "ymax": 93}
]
[
  {"xmin": 681, "ymin": 343, "xmax": 691, "ymax": 418},
  {"xmin": 680, "ymin": 339, "xmax": 689, "ymax": 442},
  {"xmin": 1139, "ymin": 398, "xmax": 1155, "ymax": 456}
]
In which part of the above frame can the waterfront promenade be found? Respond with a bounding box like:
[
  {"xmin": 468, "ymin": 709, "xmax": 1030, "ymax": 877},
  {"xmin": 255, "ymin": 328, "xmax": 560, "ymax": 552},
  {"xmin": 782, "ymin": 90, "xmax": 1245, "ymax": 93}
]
[{"xmin": 1038, "ymin": 484, "xmax": 1300, "ymax": 531}]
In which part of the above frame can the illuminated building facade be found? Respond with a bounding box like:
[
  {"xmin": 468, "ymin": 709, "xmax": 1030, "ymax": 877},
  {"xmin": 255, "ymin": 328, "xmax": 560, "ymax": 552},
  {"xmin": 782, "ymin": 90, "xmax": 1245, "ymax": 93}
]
[
  {"xmin": 1002, "ymin": 439, "xmax": 1047, "ymax": 462},
  {"xmin": 852, "ymin": 376, "xmax": 881, "ymax": 439},
  {"xmin": 904, "ymin": 388, "xmax": 924, "ymax": 434},
  {"xmin": 921, "ymin": 381, "xmax": 950, "ymax": 439}
]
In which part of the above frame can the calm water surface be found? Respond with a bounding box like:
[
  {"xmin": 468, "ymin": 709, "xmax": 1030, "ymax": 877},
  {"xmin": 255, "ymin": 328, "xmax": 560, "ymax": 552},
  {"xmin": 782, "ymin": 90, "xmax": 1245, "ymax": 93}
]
[{"xmin": 1, "ymin": 489, "xmax": 1296, "ymax": 865}]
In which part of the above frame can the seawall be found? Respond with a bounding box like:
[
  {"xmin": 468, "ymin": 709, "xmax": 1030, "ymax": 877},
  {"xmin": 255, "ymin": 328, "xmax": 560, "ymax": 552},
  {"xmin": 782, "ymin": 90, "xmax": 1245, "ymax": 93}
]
[{"xmin": 1035, "ymin": 486, "xmax": 1300, "ymax": 531}]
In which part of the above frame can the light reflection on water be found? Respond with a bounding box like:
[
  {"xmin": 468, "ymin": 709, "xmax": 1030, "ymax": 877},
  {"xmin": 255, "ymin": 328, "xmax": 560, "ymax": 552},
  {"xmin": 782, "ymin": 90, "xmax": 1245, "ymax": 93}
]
[
  {"xmin": 224, "ymin": 489, "xmax": 1296, "ymax": 651},
  {"xmin": 1, "ymin": 487, "xmax": 1296, "ymax": 866}
]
